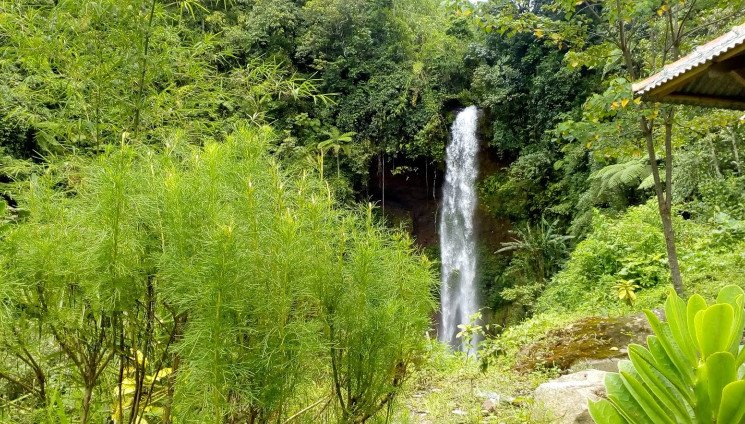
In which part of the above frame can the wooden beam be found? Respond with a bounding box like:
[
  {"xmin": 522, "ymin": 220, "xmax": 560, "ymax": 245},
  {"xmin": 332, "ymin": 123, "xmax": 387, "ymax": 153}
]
[
  {"xmin": 655, "ymin": 93, "xmax": 745, "ymax": 110},
  {"xmin": 712, "ymin": 54, "xmax": 745, "ymax": 72},
  {"xmin": 731, "ymin": 69, "xmax": 745, "ymax": 88}
]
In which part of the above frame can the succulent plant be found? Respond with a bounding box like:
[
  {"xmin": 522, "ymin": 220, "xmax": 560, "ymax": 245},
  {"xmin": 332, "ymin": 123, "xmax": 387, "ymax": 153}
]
[{"xmin": 589, "ymin": 285, "xmax": 745, "ymax": 424}]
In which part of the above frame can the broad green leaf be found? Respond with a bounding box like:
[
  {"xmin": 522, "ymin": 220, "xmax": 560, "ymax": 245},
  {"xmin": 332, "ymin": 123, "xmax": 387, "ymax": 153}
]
[
  {"xmin": 645, "ymin": 310, "xmax": 694, "ymax": 385},
  {"xmin": 619, "ymin": 371, "xmax": 675, "ymax": 424},
  {"xmin": 606, "ymin": 373, "xmax": 655, "ymax": 424},
  {"xmin": 730, "ymin": 304, "xmax": 743, "ymax": 355},
  {"xmin": 717, "ymin": 286, "xmax": 745, "ymax": 355},
  {"xmin": 629, "ymin": 344, "xmax": 692, "ymax": 422},
  {"xmin": 617, "ymin": 359, "xmax": 636, "ymax": 376},
  {"xmin": 696, "ymin": 304, "xmax": 734, "ymax": 359},
  {"xmin": 647, "ymin": 336, "xmax": 692, "ymax": 402},
  {"xmin": 706, "ymin": 352, "xmax": 738, "ymax": 414},
  {"xmin": 599, "ymin": 288, "xmax": 745, "ymax": 424},
  {"xmin": 588, "ymin": 399, "xmax": 628, "ymax": 424},
  {"xmin": 716, "ymin": 285, "xmax": 744, "ymax": 308},
  {"xmin": 666, "ymin": 290, "xmax": 697, "ymax": 366},
  {"xmin": 716, "ymin": 380, "xmax": 745, "ymax": 424},
  {"xmin": 687, "ymin": 294, "xmax": 707, "ymax": 353},
  {"xmin": 694, "ymin": 363, "xmax": 713, "ymax": 423}
]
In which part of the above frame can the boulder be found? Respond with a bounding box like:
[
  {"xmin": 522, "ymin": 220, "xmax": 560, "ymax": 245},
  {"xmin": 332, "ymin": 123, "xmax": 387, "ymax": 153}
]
[
  {"xmin": 532, "ymin": 369, "xmax": 608, "ymax": 424},
  {"xmin": 515, "ymin": 313, "xmax": 657, "ymax": 372}
]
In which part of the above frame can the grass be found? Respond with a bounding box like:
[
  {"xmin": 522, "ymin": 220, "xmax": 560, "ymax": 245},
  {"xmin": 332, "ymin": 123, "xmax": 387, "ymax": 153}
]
[
  {"xmin": 394, "ymin": 307, "xmax": 642, "ymax": 424},
  {"xmin": 395, "ymin": 339, "xmax": 560, "ymax": 424}
]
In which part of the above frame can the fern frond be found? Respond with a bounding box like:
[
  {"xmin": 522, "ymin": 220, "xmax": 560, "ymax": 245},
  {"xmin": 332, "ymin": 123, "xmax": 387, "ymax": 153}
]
[
  {"xmin": 590, "ymin": 158, "xmax": 651, "ymax": 194},
  {"xmin": 638, "ymin": 172, "xmax": 665, "ymax": 190}
]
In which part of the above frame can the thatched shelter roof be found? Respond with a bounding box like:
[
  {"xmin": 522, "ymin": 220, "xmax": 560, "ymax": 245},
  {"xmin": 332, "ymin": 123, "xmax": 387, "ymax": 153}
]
[{"xmin": 633, "ymin": 25, "xmax": 745, "ymax": 110}]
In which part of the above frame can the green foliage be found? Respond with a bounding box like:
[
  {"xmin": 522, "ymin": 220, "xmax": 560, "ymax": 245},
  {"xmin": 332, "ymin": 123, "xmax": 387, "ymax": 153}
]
[
  {"xmin": 466, "ymin": 0, "xmax": 745, "ymax": 264},
  {"xmin": 539, "ymin": 199, "xmax": 745, "ymax": 315},
  {"xmin": 317, "ymin": 127, "xmax": 356, "ymax": 178},
  {"xmin": 0, "ymin": 127, "xmax": 435, "ymax": 423},
  {"xmin": 589, "ymin": 285, "xmax": 745, "ymax": 424},
  {"xmin": 614, "ymin": 280, "xmax": 641, "ymax": 306},
  {"xmin": 0, "ymin": 0, "xmax": 330, "ymax": 209},
  {"xmin": 294, "ymin": 0, "xmax": 469, "ymax": 161},
  {"xmin": 480, "ymin": 171, "xmax": 532, "ymax": 221},
  {"xmin": 590, "ymin": 158, "xmax": 652, "ymax": 194},
  {"xmin": 471, "ymin": 33, "xmax": 593, "ymax": 154},
  {"xmin": 467, "ymin": 11, "xmax": 600, "ymax": 244},
  {"xmin": 1, "ymin": 0, "xmax": 317, "ymax": 148},
  {"xmin": 497, "ymin": 218, "xmax": 573, "ymax": 316},
  {"xmin": 537, "ymin": 203, "xmax": 674, "ymax": 313},
  {"xmin": 690, "ymin": 176, "xmax": 745, "ymax": 222},
  {"xmin": 455, "ymin": 310, "xmax": 491, "ymax": 353},
  {"xmin": 477, "ymin": 310, "xmax": 584, "ymax": 371}
]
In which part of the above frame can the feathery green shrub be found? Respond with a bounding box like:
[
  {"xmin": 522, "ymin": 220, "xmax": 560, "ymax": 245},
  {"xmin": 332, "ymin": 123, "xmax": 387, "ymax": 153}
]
[{"xmin": 0, "ymin": 127, "xmax": 435, "ymax": 423}]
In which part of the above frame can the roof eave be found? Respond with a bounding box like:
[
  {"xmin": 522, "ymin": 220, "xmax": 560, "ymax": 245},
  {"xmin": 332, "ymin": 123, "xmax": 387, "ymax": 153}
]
[{"xmin": 632, "ymin": 25, "xmax": 745, "ymax": 102}]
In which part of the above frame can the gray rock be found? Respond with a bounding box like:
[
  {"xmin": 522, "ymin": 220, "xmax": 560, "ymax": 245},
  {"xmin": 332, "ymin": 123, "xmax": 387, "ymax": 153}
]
[
  {"xmin": 532, "ymin": 369, "xmax": 608, "ymax": 424},
  {"xmin": 477, "ymin": 390, "xmax": 516, "ymax": 415},
  {"xmin": 481, "ymin": 398, "xmax": 498, "ymax": 415},
  {"xmin": 476, "ymin": 390, "xmax": 514, "ymax": 403}
]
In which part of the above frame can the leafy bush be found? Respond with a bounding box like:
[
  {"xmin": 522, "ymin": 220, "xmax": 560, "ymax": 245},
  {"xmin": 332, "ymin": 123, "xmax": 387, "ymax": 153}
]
[
  {"xmin": 689, "ymin": 176, "xmax": 745, "ymax": 223},
  {"xmin": 497, "ymin": 218, "xmax": 573, "ymax": 317},
  {"xmin": 537, "ymin": 201, "xmax": 745, "ymax": 314},
  {"xmin": 537, "ymin": 203, "xmax": 669, "ymax": 313},
  {"xmin": 0, "ymin": 127, "xmax": 435, "ymax": 423},
  {"xmin": 479, "ymin": 172, "xmax": 531, "ymax": 221},
  {"xmin": 589, "ymin": 285, "xmax": 745, "ymax": 424}
]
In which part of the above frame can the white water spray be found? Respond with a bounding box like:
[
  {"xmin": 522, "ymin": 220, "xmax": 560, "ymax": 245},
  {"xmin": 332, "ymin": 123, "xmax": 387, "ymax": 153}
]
[{"xmin": 439, "ymin": 106, "xmax": 480, "ymax": 350}]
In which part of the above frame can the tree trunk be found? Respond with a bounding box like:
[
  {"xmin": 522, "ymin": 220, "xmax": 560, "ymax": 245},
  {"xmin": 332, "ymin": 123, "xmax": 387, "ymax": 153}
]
[
  {"xmin": 82, "ymin": 384, "xmax": 93, "ymax": 424},
  {"xmin": 659, "ymin": 201, "xmax": 684, "ymax": 295},
  {"xmin": 641, "ymin": 114, "xmax": 685, "ymax": 296},
  {"xmin": 380, "ymin": 154, "xmax": 385, "ymax": 215}
]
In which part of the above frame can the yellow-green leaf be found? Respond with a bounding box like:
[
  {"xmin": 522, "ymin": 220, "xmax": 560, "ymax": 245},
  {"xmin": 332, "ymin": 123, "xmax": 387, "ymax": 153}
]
[
  {"xmin": 716, "ymin": 381, "xmax": 745, "ymax": 423},
  {"xmin": 697, "ymin": 304, "xmax": 734, "ymax": 359}
]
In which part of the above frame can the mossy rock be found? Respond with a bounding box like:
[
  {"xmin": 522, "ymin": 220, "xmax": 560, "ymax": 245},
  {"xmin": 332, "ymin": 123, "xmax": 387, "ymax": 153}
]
[{"xmin": 514, "ymin": 313, "xmax": 656, "ymax": 372}]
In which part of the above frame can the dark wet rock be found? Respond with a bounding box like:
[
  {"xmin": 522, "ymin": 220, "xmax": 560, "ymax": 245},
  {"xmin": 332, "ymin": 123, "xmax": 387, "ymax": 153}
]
[{"xmin": 515, "ymin": 313, "xmax": 656, "ymax": 372}]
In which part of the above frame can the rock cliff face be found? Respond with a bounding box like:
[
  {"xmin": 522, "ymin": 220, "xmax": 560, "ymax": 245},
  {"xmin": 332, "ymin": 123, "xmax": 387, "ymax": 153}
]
[
  {"xmin": 366, "ymin": 156, "xmax": 443, "ymax": 247},
  {"xmin": 366, "ymin": 149, "xmax": 510, "ymax": 251}
]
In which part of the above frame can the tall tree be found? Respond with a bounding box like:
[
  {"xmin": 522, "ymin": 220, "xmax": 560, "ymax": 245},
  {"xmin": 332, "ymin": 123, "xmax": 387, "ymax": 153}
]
[{"xmin": 455, "ymin": 0, "xmax": 745, "ymax": 295}]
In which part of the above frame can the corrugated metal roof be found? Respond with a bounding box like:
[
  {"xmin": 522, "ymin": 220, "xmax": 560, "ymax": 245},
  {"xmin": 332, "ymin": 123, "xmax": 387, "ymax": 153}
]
[{"xmin": 633, "ymin": 24, "xmax": 745, "ymax": 96}]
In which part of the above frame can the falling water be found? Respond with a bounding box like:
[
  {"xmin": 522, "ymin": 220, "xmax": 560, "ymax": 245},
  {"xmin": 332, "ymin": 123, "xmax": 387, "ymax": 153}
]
[{"xmin": 439, "ymin": 106, "xmax": 480, "ymax": 350}]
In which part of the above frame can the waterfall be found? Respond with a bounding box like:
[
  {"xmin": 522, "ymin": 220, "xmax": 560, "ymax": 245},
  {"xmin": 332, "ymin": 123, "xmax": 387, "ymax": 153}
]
[{"xmin": 439, "ymin": 106, "xmax": 480, "ymax": 350}]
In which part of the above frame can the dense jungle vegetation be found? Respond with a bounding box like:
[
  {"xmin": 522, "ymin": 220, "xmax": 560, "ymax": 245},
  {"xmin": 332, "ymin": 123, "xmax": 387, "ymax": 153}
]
[{"xmin": 1, "ymin": 0, "xmax": 745, "ymax": 423}]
